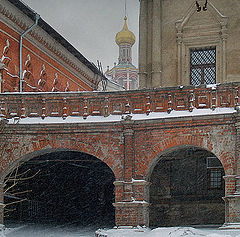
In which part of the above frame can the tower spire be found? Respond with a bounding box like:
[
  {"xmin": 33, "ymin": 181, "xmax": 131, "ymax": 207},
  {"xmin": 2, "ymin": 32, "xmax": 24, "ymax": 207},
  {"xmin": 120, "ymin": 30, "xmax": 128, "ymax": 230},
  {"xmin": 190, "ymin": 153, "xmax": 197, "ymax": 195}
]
[{"xmin": 125, "ymin": 0, "xmax": 127, "ymax": 17}]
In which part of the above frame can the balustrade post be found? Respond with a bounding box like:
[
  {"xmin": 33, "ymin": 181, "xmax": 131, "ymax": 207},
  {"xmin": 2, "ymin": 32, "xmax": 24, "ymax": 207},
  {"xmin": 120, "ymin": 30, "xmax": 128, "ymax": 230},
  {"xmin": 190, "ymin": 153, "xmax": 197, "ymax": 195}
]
[
  {"xmin": 211, "ymin": 88, "xmax": 217, "ymax": 110},
  {"xmin": 104, "ymin": 97, "xmax": 109, "ymax": 117},
  {"xmin": 167, "ymin": 93, "xmax": 172, "ymax": 114},
  {"xmin": 125, "ymin": 100, "xmax": 130, "ymax": 114},
  {"xmin": 21, "ymin": 98, "xmax": 26, "ymax": 118},
  {"xmin": 83, "ymin": 99, "xmax": 88, "ymax": 119},
  {"xmin": 41, "ymin": 98, "xmax": 46, "ymax": 119},
  {"xmin": 189, "ymin": 90, "xmax": 194, "ymax": 112},
  {"xmin": 0, "ymin": 99, "xmax": 6, "ymax": 119},
  {"xmin": 235, "ymin": 86, "xmax": 239, "ymax": 109},
  {"xmin": 146, "ymin": 95, "xmax": 151, "ymax": 115},
  {"xmin": 62, "ymin": 97, "xmax": 67, "ymax": 120}
]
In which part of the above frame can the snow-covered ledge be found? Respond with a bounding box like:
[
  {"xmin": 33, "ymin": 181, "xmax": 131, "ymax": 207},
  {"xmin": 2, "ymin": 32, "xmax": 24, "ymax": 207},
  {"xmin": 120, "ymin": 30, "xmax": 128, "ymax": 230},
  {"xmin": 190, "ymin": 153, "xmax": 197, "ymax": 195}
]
[
  {"xmin": 6, "ymin": 107, "xmax": 236, "ymax": 125},
  {"xmin": 220, "ymin": 223, "xmax": 240, "ymax": 229}
]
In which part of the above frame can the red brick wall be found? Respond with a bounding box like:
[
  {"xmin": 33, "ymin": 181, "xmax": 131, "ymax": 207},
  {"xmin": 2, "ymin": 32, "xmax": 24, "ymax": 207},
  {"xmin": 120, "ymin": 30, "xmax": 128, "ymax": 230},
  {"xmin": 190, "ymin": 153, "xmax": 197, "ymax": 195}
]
[
  {"xmin": 0, "ymin": 21, "xmax": 95, "ymax": 92},
  {"xmin": 0, "ymin": 125, "xmax": 125, "ymax": 181}
]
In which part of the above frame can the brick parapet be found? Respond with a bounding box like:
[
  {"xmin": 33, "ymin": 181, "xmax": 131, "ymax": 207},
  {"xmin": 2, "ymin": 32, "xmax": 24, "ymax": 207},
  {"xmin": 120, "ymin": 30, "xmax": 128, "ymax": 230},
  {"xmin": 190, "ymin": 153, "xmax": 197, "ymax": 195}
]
[{"xmin": 0, "ymin": 82, "xmax": 239, "ymax": 120}]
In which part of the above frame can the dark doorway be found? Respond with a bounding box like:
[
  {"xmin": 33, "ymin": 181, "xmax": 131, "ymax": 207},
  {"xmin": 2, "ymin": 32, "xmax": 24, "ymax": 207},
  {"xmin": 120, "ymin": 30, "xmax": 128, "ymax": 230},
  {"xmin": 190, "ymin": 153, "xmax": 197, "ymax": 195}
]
[
  {"xmin": 149, "ymin": 147, "xmax": 225, "ymax": 227},
  {"xmin": 4, "ymin": 151, "xmax": 115, "ymax": 227}
]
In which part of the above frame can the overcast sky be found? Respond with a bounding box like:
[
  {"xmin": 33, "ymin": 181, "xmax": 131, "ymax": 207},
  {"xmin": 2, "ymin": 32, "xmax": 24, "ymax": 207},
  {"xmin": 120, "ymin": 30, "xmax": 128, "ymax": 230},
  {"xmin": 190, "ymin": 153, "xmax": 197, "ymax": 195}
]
[{"xmin": 21, "ymin": 0, "xmax": 140, "ymax": 72}]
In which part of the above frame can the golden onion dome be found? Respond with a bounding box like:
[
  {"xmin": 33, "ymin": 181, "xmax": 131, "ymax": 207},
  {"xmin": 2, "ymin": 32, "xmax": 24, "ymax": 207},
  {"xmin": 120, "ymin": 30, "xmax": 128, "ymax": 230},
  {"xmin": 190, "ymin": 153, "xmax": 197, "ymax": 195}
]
[{"xmin": 115, "ymin": 16, "xmax": 136, "ymax": 46}]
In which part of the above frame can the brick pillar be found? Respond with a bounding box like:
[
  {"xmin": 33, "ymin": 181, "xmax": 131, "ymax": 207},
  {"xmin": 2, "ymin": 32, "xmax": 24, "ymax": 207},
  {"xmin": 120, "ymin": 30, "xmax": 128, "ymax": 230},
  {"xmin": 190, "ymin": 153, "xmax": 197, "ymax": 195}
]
[
  {"xmin": 221, "ymin": 121, "xmax": 240, "ymax": 229},
  {"xmin": 114, "ymin": 180, "xmax": 150, "ymax": 227},
  {"xmin": 113, "ymin": 122, "xmax": 150, "ymax": 227}
]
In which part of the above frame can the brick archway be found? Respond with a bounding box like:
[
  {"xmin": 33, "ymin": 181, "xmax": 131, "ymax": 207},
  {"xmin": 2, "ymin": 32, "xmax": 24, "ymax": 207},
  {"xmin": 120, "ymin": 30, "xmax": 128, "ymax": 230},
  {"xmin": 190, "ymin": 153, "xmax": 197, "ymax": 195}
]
[
  {"xmin": 147, "ymin": 145, "xmax": 226, "ymax": 227},
  {"xmin": 145, "ymin": 145, "xmax": 235, "ymax": 182},
  {"xmin": 143, "ymin": 135, "xmax": 235, "ymax": 181},
  {"xmin": 0, "ymin": 136, "xmax": 123, "ymax": 182},
  {"xmin": 1, "ymin": 147, "xmax": 117, "ymax": 225},
  {"xmin": 0, "ymin": 134, "xmax": 123, "ymax": 225}
]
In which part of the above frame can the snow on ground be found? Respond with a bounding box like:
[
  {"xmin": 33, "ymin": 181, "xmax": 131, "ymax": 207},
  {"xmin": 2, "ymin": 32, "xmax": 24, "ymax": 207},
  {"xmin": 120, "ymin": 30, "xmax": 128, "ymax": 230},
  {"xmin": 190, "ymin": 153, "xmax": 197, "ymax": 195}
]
[
  {"xmin": 96, "ymin": 226, "xmax": 240, "ymax": 237},
  {"xmin": 4, "ymin": 224, "xmax": 96, "ymax": 237},
  {"xmin": 2, "ymin": 225, "xmax": 240, "ymax": 237}
]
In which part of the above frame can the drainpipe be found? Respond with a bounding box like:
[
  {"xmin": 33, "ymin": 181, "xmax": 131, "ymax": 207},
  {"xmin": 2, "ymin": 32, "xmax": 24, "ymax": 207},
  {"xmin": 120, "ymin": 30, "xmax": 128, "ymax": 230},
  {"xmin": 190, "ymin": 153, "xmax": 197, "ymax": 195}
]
[
  {"xmin": 19, "ymin": 13, "xmax": 40, "ymax": 92},
  {"xmin": 0, "ymin": 63, "xmax": 4, "ymax": 93}
]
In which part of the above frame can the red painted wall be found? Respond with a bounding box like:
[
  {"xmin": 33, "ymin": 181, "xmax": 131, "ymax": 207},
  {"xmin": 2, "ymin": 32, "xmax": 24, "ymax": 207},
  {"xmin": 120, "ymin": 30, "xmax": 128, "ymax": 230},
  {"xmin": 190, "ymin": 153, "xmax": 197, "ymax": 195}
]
[{"xmin": 0, "ymin": 21, "xmax": 95, "ymax": 92}]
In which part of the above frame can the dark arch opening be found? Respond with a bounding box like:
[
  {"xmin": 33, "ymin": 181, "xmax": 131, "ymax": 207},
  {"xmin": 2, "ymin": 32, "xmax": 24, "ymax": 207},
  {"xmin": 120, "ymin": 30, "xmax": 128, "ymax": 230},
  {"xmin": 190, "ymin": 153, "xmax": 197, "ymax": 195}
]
[
  {"xmin": 4, "ymin": 150, "xmax": 115, "ymax": 227},
  {"xmin": 149, "ymin": 146, "xmax": 225, "ymax": 227}
]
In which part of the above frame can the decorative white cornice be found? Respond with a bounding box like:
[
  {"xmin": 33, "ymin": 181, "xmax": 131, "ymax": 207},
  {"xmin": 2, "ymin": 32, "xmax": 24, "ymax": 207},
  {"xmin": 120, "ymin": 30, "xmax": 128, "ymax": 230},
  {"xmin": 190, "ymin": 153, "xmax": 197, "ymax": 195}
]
[{"xmin": 175, "ymin": 0, "xmax": 228, "ymax": 33}]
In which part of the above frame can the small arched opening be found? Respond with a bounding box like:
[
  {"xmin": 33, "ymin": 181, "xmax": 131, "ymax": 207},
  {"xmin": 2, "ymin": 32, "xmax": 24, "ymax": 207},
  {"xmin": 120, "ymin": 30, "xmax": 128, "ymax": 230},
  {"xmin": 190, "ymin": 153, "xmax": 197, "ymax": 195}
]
[
  {"xmin": 149, "ymin": 146, "xmax": 225, "ymax": 227},
  {"xmin": 3, "ymin": 150, "xmax": 115, "ymax": 227}
]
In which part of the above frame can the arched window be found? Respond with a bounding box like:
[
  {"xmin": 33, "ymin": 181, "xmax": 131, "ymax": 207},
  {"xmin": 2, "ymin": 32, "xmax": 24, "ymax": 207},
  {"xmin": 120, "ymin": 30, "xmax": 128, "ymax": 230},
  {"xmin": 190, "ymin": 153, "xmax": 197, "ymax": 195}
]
[
  {"xmin": 118, "ymin": 78, "xmax": 124, "ymax": 87},
  {"xmin": 131, "ymin": 78, "xmax": 137, "ymax": 90}
]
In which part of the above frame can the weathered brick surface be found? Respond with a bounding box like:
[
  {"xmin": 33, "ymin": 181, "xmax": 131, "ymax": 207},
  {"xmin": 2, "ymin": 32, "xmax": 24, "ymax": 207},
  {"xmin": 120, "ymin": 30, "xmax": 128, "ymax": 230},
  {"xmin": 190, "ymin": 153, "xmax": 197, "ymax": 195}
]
[
  {"xmin": 134, "ymin": 120, "xmax": 236, "ymax": 180},
  {"xmin": 0, "ymin": 85, "xmax": 239, "ymax": 227}
]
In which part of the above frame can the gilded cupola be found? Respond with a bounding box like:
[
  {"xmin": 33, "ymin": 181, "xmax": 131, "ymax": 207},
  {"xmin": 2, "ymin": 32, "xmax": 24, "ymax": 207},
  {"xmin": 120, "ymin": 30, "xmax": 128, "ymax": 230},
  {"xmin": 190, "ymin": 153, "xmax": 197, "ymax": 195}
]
[{"xmin": 115, "ymin": 16, "xmax": 136, "ymax": 46}]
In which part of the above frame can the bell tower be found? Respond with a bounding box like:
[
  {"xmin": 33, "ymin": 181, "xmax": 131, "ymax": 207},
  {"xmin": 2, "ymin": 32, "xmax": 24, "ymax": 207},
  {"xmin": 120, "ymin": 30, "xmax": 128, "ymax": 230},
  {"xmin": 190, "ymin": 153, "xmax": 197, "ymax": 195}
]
[
  {"xmin": 115, "ymin": 16, "xmax": 136, "ymax": 64},
  {"xmin": 105, "ymin": 14, "xmax": 138, "ymax": 91}
]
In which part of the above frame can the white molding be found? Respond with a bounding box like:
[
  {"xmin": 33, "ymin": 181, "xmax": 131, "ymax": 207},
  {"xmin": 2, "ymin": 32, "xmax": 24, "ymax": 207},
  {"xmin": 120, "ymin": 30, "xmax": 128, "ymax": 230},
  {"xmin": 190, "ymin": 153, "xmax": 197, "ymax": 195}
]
[{"xmin": 175, "ymin": 1, "xmax": 228, "ymax": 86}]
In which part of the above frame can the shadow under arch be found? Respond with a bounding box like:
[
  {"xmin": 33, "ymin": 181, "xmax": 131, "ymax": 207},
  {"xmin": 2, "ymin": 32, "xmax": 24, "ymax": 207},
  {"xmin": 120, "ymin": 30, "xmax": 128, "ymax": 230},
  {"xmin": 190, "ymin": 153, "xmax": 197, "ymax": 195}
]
[
  {"xmin": 145, "ymin": 144, "xmax": 227, "ymax": 182},
  {"xmin": 3, "ymin": 148, "xmax": 116, "ymax": 227},
  {"xmin": 147, "ymin": 145, "xmax": 226, "ymax": 227},
  {"xmin": 0, "ymin": 148, "xmax": 116, "ymax": 182}
]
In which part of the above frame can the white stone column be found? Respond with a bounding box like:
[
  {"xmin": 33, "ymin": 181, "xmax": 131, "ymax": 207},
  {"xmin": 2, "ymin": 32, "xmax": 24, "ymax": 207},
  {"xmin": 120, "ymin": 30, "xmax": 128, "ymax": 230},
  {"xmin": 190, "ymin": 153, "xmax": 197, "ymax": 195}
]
[
  {"xmin": 221, "ymin": 23, "xmax": 228, "ymax": 83},
  {"xmin": 152, "ymin": 0, "xmax": 162, "ymax": 88},
  {"xmin": 146, "ymin": 0, "xmax": 153, "ymax": 88},
  {"xmin": 139, "ymin": 0, "xmax": 148, "ymax": 89}
]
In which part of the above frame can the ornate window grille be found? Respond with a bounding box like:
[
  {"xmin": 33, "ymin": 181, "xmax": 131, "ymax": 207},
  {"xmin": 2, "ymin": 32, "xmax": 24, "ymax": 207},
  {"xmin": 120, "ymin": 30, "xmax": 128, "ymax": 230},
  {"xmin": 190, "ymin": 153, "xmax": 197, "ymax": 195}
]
[
  {"xmin": 209, "ymin": 169, "xmax": 223, "ymax": 189},
  {"xmin": 190, "ymin": 47, "xmax": 216, "ymax": 86},
  {"xmin": 207, "ymin": 157, "xmax": 223, "ymax": 189}
]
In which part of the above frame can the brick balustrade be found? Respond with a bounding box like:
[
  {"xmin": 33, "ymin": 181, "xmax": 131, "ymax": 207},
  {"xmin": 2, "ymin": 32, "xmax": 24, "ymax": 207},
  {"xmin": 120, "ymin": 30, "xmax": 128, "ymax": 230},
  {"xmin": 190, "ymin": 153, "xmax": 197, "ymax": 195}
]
[{"xmin": 0, "ymin": 83, "xmax": 239, "ymax": 120}]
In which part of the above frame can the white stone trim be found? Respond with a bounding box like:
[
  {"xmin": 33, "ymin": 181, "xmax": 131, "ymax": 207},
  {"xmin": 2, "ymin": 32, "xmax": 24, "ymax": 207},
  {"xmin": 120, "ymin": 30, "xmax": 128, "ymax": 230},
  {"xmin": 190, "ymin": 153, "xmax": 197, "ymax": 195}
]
[{"xmin": 175, "ymin": 1, "xmax": 228, "ymax": 86}]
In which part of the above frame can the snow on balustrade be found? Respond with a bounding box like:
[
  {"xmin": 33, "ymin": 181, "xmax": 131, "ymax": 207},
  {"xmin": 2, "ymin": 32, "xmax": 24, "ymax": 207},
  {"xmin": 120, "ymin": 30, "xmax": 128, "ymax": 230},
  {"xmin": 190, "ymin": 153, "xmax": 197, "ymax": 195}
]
[{"xmin": 0, "ymin": 83, "xmax": 239, "ymax": 123}]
